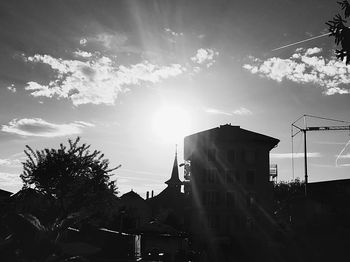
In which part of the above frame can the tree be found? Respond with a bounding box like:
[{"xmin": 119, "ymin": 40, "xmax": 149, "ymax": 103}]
[
  {"xmin": 20, "ymin": 137, "xmax": 120, "ymax": 224},
  {"xmin": 327, "ymin": 1, "xmax": 350, "ymax": 64},
  {"xmin": 273, "ymin": 178, "xmax": 304, "ymax": 203}
]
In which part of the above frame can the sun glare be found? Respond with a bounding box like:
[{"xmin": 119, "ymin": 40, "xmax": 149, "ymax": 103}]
[{"xmin": 152, "ymin": 106, "xmax": 191, "ymax": 144}]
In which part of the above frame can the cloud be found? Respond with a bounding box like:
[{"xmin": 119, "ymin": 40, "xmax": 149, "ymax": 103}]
[
  {"xmin": 73, "ymin": 50, "xmax": 93, "ymax": 58},
  {"xmin": 117, "ymin": 62, "xmax": 184, "ymax": 84},
  {"xmin": 204, "ymin": 107, "xmax": 253, "ymax": 116},
  {"xmin": 243, "ymin": 47, "xmax": 350, "ymax": 95},
  {"xmin": 233, "ymin": 107, "xmax": 253, "ymax": 115},
  {"xmin": 0, "ymin": 159, "xmax": 11, "ymax": 166},
  {"xmin": 0, "ymin": 172, "xmax": 22, "ymax": 192},
  {"xmin": 0, "ymin": 158, "xmax": 21, "ymax": 168},
  {"xmin": 270, "ymin": 152, "xmax": 321, "ymax": 159},
  {"xmin": 80, "ymin": 38, "xmax": 87, "ymax": 46},
  {"xmin": 25, "ymin": 54, "xmax": 185, "ymax": 106},
  {"xmin": 93, "ymin": 32, "xmax": 128, "ymax": 49},
  {"xmin": 314, "ymin": 141, "xmax": 347, "ymax": 145},
  {"xmin": 205, "ymin": 108, "xmax": 232, "ymax": 116},
  {"xmin": 191, "ymin": 48, "xmax": 219, "ymax": 68},
  {"xmin": 7, "ymin": 84, "xmax": 16, "ymax": 93},
  {"xmin": 304, "ymin": 47, "xmax": 322, "ymax": 56},
  {"xmin": 1, "ymin": 118, "xmax": 94, "ymax": 137},
  {"xmin": 164, "ymin": 28, "xmax": 183, "ymax": 37},
  {"xmin": 73, "ymin": 121, "xmax": 95, "ymax": 127},
  {"xmin": 164, "ymin": 28, "xmax": 183, "ymax": 43},
  {"xmin": 338, "ymin": 153, "xmax": 350, "ymax": 159}
]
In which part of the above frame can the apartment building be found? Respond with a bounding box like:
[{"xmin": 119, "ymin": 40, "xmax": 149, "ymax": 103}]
[{"xmin": 183, "ymin": 124, "xmax": 279, "ymax": 238}]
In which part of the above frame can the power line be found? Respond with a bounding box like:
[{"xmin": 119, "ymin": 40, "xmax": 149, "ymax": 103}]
[{"xmin": 303, "ymin": 114, "xmax": 350, "ymax": 124}]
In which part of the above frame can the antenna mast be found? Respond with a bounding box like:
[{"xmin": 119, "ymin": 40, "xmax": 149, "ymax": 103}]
[{"xmin": 291, "ymin": 115, "xmax": 350, "ymax": 197}]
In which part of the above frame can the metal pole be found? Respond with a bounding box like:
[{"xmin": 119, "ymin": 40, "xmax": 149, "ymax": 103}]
[{"xmin": 303, "ymin": 130, "xmax": 308, "ymax": 197}]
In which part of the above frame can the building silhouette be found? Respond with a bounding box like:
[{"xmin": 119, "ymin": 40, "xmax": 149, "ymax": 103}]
[
  {"xmin": 119, "ymin": 190, "xmax": 152, "ymax": 231},
  {"xmin": 147, "ymin": 150, "xmax": 186, "ymax": 231},
  {"xmin": 183, "ymin": 124, "xmax": 279, "ymax": 244}
]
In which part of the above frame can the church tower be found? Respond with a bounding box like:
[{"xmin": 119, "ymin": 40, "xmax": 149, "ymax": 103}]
[{"xmin": 165, "ymin": 147, "xmax": 182, "ymax": 192}]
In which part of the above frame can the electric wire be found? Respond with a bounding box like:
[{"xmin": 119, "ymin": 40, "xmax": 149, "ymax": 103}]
[
  {"xmin": 303, "ymin": 114, "xmax": 350, "ymax": 124},
  {"xmin": 291, "ymin": 114, "xmax": 350, "ymax": 181}
]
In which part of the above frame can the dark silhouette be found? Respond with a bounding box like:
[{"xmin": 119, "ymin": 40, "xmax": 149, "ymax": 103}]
[
  {"xmin": 20, "ymin": 137, "xmax": 120, "ymax": 226},
  {"xmin": 327, "ymin": 1, "xmax": 350, "ymax": 64},
  {"xmin": 183, "ymin": 124, "xmax": 281, "ymax": 261},
  {"xmin": 273, "ymin": 178, "xmax": 304, "ymax": 204},
  {"xmin": 2, "ymin": 127, "xmax": 350, "ymax": 261}
]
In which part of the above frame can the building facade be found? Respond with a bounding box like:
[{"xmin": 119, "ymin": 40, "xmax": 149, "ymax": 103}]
[{"xmin": 183, "ymin": 124, "xmax": 279, "ymax": 239}]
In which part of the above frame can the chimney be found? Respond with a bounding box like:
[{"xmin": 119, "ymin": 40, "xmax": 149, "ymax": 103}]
[
  {"xmin": 146, "ymin": 191, "xmax": 149, "ymax": 200},
  {"xmin": 151, "ymin": 190, "xmax": 154, "ymax": 198}
]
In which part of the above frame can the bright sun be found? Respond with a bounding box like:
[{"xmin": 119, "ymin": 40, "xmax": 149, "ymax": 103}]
[{"xmin": 152, "ymin": 106, "xmax": 191, "ymax": 144}]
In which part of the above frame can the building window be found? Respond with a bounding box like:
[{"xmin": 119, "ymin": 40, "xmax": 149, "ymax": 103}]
[
  {"xmin": 208, "ymin": 168, "xmax": 216, "ymax": 184},
  {"xmin": 227, "ymin": 149, "xmax": 235, "ymax": 164},
  {"xmin": 204, "ymin": 191, "xmax": 220, "ymax": 206},
  {"xmin": 241, "ymin": 149, "xmax": 246, "ymax": 162},
  {"xmin": 202, "ymin": 169, "xmax": 208, "ymax": 184},
  {"xmin": 247, "ymin": 170, "xmax": 255, "ymax": 185},
  {"xmin": 246, "ymin": 150, "xmax": 256, "ymax": 164},
  {"xmin": 202, "ymin": 191, "xmax": 207, "ymax": 205},
  {"xmin": 208, "ymin": 148, "xmax": 216, "ymax": 162},
  {"xmin": 247, "ymin": 194, "xmax": 255, "ymax": 208},
  {"xmin": 226, "ymin": 191, "xmax": 235, "ymax": 208},
  {"xmin": 236, "ymin": 170, "xmax": 241, "ymax": 182},
  {"xmin": 208, "ymin": 214, "xmax": 220, "ymax": 229},
  {"xmin": 225, "ymin": 169, "xmax": 234, "ymax": 184}
]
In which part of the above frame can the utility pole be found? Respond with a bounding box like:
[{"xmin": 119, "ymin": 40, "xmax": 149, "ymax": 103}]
[
  {"xmin": 303, "ymin": 129, "xmax": 308, "ymax": 197},
  {"xmin": 292, "ymin": 115, "xmax": 350, "ymax": 197}
]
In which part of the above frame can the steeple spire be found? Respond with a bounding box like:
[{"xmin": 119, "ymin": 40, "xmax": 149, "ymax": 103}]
[{"xmin": 165, "ymin": 145, "xmax": 182, "ymax": 191}]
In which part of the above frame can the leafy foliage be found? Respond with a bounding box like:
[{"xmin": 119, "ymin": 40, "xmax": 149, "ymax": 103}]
[
  {"xmin": 327, "ymin": 1, "xmax": 350, "ymax": 64},
  {"xmin": 273, "ymin": 178, "xmax": 304, "ymax": 203},
  {"xmin": 20, "ymin": 137, "xmax": 120, "ymax": 223}
]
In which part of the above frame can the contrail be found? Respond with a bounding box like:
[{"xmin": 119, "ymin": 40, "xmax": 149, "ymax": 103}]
[
  {"xmin": 271, "ymin": 32, "xmax": 331, "ymax": 52},
  {"xmin": 335, "ymin": 138, "xmax": 350, "ymax": 167}
]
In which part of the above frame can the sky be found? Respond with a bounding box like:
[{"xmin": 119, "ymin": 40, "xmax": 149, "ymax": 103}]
[{"xmin": 1, "ymin": 0, "xmax": 350, "ymax": 197}]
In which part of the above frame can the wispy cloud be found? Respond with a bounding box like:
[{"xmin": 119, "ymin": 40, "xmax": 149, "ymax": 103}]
[
  {"xmin": 314, "ymin": 141, "xmax": 348, "ymax": 145},
  {"xmin": 164, "ymin": 28, "xmax": 183, "ymax": 43},
  {"xmin": 165, "ymin": 28, "xmax": 183, "ymax": 37},
  {"xmin": 204, "ymin": 108, "xmax": 232, "ymax": 116},
  {"xmin": 0, "ymin": 158, "xmax": 21, "ymax": 167},
  {"xmin": 25, "ymin": 54, "xmax": 185, "ymax": 106},
  {"xmin": 233, "ymin": 107, "xmax": 253, "ymax": 115},
  {"xmin": 1, "ymin": 118, "xmax": 94, "ymax": 137},
  {"xmin": 204, "ymin": 107, "xmax": 253, "ymax": 116},
  {"xmin": 244, "ymin": 47, "xmax": 350, "ymax": 95},
  {"xmin": 0, "ymin": 159, "xmax": 11, "ymax": 166},
  {"xmin": 94, "ymin": 32, "xmax": 128, "ymax": 49},
  {"xmin": 337, "ymin": 153, "xmax": 350, "ymax": 159},
  {"xmin": 191, "ymin": 48, "xmax": 219, "ymax": 69},
  {"xmin": 0, "ymin": 172, "xmax": 22, "ymax": 192},
  {"xmin": 271, "ymin": 152, "xmax": 322, "ymax": 159},
  {"xmin": 7, "ymin": 84, "xmax": 16, "ymax": 93}
]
